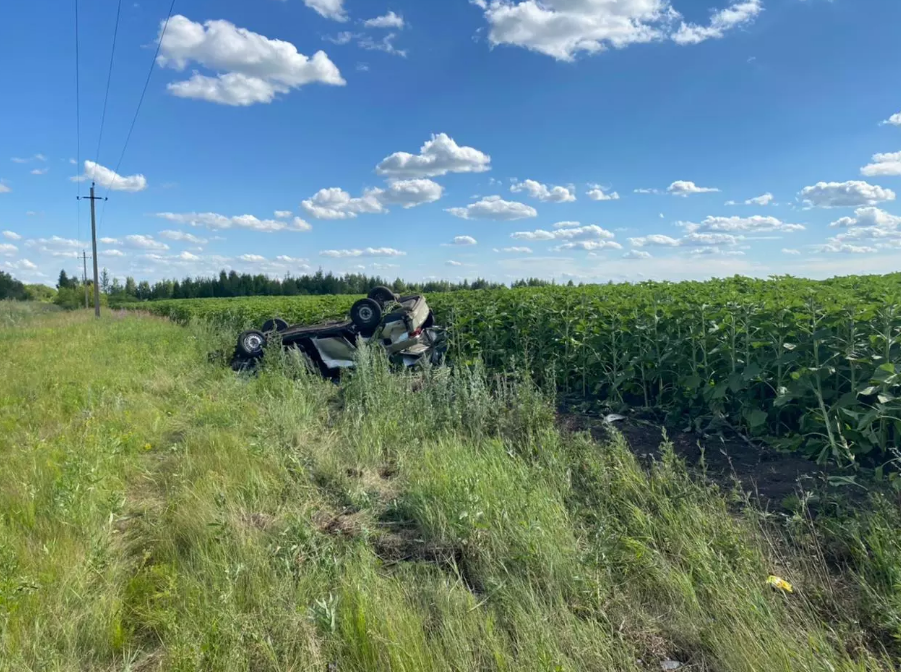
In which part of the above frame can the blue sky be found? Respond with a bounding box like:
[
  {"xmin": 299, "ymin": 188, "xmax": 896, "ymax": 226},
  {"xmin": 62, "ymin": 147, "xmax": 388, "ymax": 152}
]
[{"xmin": 1, "ymin": 0, "xmax": 900, "ymax": 286}]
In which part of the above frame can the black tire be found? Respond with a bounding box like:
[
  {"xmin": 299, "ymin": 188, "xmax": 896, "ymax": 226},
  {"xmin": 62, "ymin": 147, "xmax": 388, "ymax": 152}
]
[
  {"xmin": 367, "ymin": 286, "xmax": 397, "ymax": 306},
  {"xmin": 236, "ymin": 329, "xmax": 266, "ymax": 358},
  {"xmin": 262, "ymin": 317, "xmax": 289, "ymax": 333},
  {"xmin": 350, "ymin": 298, "xmax": 382, "ymax": 333}
]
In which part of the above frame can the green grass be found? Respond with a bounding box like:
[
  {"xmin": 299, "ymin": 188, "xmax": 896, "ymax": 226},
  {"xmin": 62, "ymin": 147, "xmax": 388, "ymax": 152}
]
[
  {"xmin": 132, "ymin": 274, "xmax": 901, "ymax": 463},
  {"xmin": 0, "ymin": 299, "xmax": 60, "ymax": 327},
  {"xmin": 1, "ymin": 311, "xmax": 900, "ymax": 671}
]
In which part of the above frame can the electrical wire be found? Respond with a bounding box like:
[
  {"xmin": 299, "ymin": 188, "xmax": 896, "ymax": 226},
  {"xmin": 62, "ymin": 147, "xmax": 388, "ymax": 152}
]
[
  {"xmin": 95, "ymin": 0, "xmax": 123, "ymax": 166},
  {"xmin": 98, "ymin": 0, "xmax": 177, "ymax": 234}
]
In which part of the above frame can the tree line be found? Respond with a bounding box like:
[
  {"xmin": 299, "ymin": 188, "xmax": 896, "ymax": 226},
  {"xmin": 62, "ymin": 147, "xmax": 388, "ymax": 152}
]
[{"xmin": 54, "ymin": 268, "xmax": 553, "ymax": 302}]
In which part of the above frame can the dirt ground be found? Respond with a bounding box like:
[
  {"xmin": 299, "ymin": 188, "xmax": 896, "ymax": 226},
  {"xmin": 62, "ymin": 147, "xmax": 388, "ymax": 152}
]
[{"xmin": 558, "ymin": 407, "xmax": 839, "ymax": 511}]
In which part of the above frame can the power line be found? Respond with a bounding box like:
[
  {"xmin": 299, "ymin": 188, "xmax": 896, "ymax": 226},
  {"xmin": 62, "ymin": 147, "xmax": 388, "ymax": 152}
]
[
  {"xmin": 98, "ymin": 0, "xmax": 177, "ymax": 234},
  {"xmin": 74, "ymin": 0, "xmax": 81, "ymax": 242},
  {"xmin": 95, "ymin": 0, "xmax": 123, "ymax": 166}
]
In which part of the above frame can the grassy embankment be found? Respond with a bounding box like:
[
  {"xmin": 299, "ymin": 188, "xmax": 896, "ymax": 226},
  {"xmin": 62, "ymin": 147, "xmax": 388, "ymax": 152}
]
[{"xmin": 1, "ymin": 310, "xmax": 900, "ymax": 671}]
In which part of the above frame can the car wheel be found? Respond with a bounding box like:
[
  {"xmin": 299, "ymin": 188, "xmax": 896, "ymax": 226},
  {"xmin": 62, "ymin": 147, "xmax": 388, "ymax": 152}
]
[
  {"xmin": 367, "ymin": 286, "xmax": 397, "ymax": 306},
  {"xmin": 236, "ymin": 329, "xmax": 266, "ymax": 358},
  {"xmin": 350, "ymin": 298, "xmax": 382, "ymax": 333},
  {"xmin": 262, "ymin": 317, "xmax": 289, "ymax": 333}
]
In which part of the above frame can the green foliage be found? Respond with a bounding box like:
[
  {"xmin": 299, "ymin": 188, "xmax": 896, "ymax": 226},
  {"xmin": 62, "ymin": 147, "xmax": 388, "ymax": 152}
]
[
  {"xmin": 1, "ymin": 310, "xmax": 899, "ymax": 670},
  {"xmin": 111, "ymin": 268, "xmax": 524, "ymax": 302},
  {"xmin": 53, "ymin": 285, "xmax": 109, "ymax": 310},
  {"xmin": 0, "ymin": 270, "xmax": 26, "ymax": 300},
  {"xmin": 135, "ymin": 273, "xmax": 901, "ymax": 463},
  {"xmin": 23, "ymin": 284, "xmax": 56, "ymax": 302}
]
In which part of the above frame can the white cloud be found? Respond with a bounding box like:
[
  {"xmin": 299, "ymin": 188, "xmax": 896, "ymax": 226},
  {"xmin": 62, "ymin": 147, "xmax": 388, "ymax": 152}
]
[
  {"xmin": 157, "ymin": 16, "xmax": 345, "ymax": 106},
  {"xmin": 319, "ymin": 247, "xmax": 406, "ymax": 258},
  {"xmin": 476, "ymin": 0, "xmax": 762, "ymax": 62},
  {"xmin": 634, "ymin": 187, "xmax": 659, "ymax": 194},
  {"xmin": 628, "ymin": 234, "xmax": 681, "ymax": 247},
  {"xmin": 30, "ymin": 168, "xmax": 49, "ymax": 176},
  {"xmin": 10, "ymin": 154, "xmax": 45, "ymax": 164},
  {"xmin": 291, "ymin": 216, "xmax": 313, "ymax": 232},
  {"xmin": 276, "ymin": 255, "xmax": 308, "ymax": 264},
  {"xmin": 301, "ymin": 187, "xmax": 387, "ymax": 219},
  {"xmin": 158, "ymin": 230, "xmax": 209, "ymax": 244},
  {"xmin": 2, "ymin": 231, "xmax": 21, "ymax": 240},
  {"xmin": 623, "ymin": 249, "xmax": 652, "ymax": 259},
  {"xmin": 0, "ymin": 243, "xmax": 17, "ymax": 256},
  {"xmin": 799, "ymin": 180, "xmax": 896, "ymax": 208},
  {"xmin": 157, "ymin": 211, "xmax": 310, "ymax": 232},
  {"xmin": 358, "ymin": 33, "xmax": 407, "ymax": 57},
  {"xmin": 746, "ymin": 192, "xmax": 774, "ymax": 206},
  {"xmin": 177, "ymin": 251, "xmax": 201, "ymax": 261},
  {"xmin": 166, "ymin": 73, "xmax": 284, "ymax": 106},
  {"xmin": 447, "ymin": 195, "xmax": 537, "ymax": 221},
  {"xmin": 727, "ymin": 192, "xmax": 773, "ymax": 206},
  {"xmin": 689, "ymin": 247, "xmax": 745, "ymax": 257},
  {"xmin": 510, "ymin": 179, "xmax": 576, "ymax": 203},
  {"xmin": 671, "ymin": 0, "xmax": 763, "ymax": 45},
  {"xmin": 0, "ymin": 182, "xmax": 10, "ymax": 194},
  {"xmin": 239, "ymin": 254, "xmax": 266, "ymax": 262},
  {"xmin": 512, "ymin": 224, "xmax": 615, "ymax": 242},
  {"xmin": 300, "ymin": 181, "xmax": 442, "ymax": 219},
  {"xmin": 586, "ymin": 184, "xmax": 620, "ymax": 201},
  {"xmin": 500, "ymin": 246, "xmax": 533, "ymax": 253},
  {"xmin": 829, "ymin": 207, "xmax": 901, "ymax": 229},
  {"xmin": 124, "ymin": 235, "xmax": 169, "ymax": 251},
  {"xmin": 823, "ymin": 208, "xmax": 901, "ymax": 251},
  {"xmin": 448, "ymin": 235, "xmax": 478, "ymax": 246},
  {"xmin": 681, "ymin": 231, "xmax": 740, "ymax": 247},
  {"xmin": 667, "ymin": 180, "xmax": 720, "ymax": 197},
  {"xmin": 782, "ymin": 248, "xmax": 800, "ymax": 255},
  {"xmin": 551, "ymin": 224, "xmax": 616, "ymax": 241},
  {"xmin": 325, "ymin": 31, "xmax": 358, "ymax": 45},
  {"xmin": 377, "ymin": 179, "xmax": 444, "ymax": 208},
  {"xmin": 817, "ymin": 243, "xmax": 877, "ymax": 254},
  {"xmin": 553, "ymin": 240, "xmax": 623, "ymax": 251},
  {"xmin": 376, "ymin": 133, "xmax": 491, "ymax": 178},
  {"xmin": 304, "ymin": 0, "xmax": 347, "ymax": 21},
  {"xmin": 628, "ymin": 231, "xmax": 740, "ymax": 249},
  {"xmin": 0, "ymin": 259, "xmax": 39, "ymax": 275},
  {"xmin": 72, "ymin": 160, "xmax": 147, "ymax": 192},
  {"xmin": 274, "ymin": 210, "xmax": 292, "ymax": 219},
  {"xmin": 477, "ymin": 0, "xmax": 667, "ymax": 62},
  {"xmin": 861, "ymin": 151, "xmax": 901, "ymax": 177},
  {"xmin": 880, "ymin": 112, "xmax": 901, "ymax": 127},
  {"xmin": 681, "ymin": 215, "xmax": 804, "ymax": 233},
  {"xmin": 25, "ymin": 236, "xmax": 86, "ymax": 257},
  {"xmin": 446, "ymin": 260, "xmax": 464, "ymax": 267},
  {"xmin": 99, "ymin": 237, "xmax": 119, "ymax": 244},
  {"xmin": 103, "ymin": 249, "xmax": 126, "ymax": 257},
  {"xmin": 552, "ymin": 221, "xmax": 582, "ymax": 229},
  {"xmin": 364, "ymin": 11, "xmax": 405, "ymax": 29}
]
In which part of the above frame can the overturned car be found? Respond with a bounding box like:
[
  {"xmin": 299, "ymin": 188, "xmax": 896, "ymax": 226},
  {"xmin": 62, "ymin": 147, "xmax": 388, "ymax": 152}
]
[{"xmin": 230, "ymin": 287, "xmax": 447, "ymax": 377}]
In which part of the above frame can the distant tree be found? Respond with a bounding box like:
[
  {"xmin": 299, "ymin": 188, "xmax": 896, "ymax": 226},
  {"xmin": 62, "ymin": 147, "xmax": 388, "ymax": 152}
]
[
  {"xmin": 0, "ymin": 270, "xmax": 27, "ymax": 300},
  {"xmin": 124, "ymin": 277, "xmax": 137, "ymax": 298},
  {"xmin": 57, "ymin": 270, "xmax": 76, "ymax": 290},
  {"xmin": 24, "ymin": 284, "xmax": 56, "ymax": 302},
  {"xmin": 100, "ymin": 268, "xmax": 111, "ymax": 295},
  {"xmin": 136, "ymin": 280, "xmax": 152, "ymax": 301}
]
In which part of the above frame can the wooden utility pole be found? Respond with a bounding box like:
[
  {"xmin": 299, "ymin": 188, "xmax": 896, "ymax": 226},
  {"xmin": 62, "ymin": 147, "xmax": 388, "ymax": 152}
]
[
  {"xmin": 82, "ymin": 250, "xmax": 89, "ymax": 309},
  {"xmin": 79, "ymin": 183, "xmax": 106, "ymax": 318}
]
